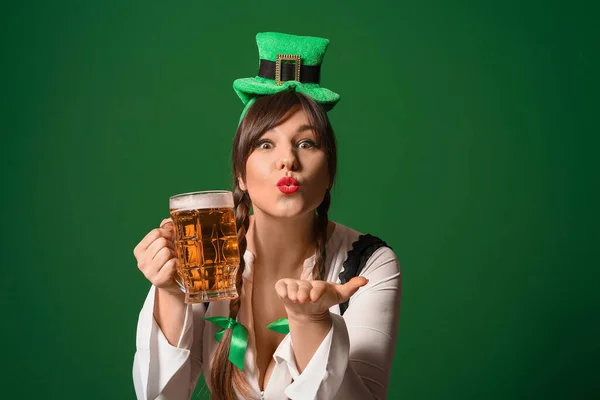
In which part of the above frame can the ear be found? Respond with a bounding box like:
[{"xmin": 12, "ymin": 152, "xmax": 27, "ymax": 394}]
[{"xmin": 238, "ymin": 177, "xmax": 247, "ymax": 191}]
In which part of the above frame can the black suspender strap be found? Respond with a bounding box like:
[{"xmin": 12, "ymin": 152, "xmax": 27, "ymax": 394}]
[{"xmin": 338, "ymin": 234, "xmax": 391, "ymax": 316}]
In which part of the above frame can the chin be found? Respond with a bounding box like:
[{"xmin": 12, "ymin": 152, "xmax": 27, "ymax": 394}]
[{"xmin": 254, "ymin": 198, "xmax": 318, "ymax": 220}]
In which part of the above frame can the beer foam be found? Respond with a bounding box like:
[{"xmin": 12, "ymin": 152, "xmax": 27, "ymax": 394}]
[{"xmin": 170, "ymin": 191, "xmax": 234, "ymax": 211}]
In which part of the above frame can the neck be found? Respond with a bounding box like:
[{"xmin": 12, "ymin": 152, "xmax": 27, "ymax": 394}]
[{"xmin": 247, "ymin": 210, "xmax": 317, "ymax": 280}]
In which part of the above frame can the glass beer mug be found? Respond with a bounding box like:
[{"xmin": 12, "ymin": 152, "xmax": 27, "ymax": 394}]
[{"xmin": 169, "ymin": 191, "xmax": 240, "ymax": 303}]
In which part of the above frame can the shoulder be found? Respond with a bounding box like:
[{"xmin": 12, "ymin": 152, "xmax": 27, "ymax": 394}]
[
  {"xmin": 329, "ymin": 221, "xmax": 401, "ymax": 275},
  {"xmin": 329, "ymin": 221, "xmax": 363, "ymax": 243}
]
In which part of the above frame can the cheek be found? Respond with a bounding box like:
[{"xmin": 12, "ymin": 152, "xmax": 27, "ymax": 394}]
[
  {"xmin": 307, "ymin": 155, "xmax": 330, "ymax": 185},
  {"xmin": 245, "ymin": 156, "xmax": 271, "ymax": 187}
]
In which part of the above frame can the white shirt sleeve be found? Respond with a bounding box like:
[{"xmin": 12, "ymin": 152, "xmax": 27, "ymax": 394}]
[
  {"xmin": 132, "ymin": 286, "xmax": 205, "ymax": 400},
  {"xmin": 282, "ymin": 247, "xmax": 402, "ymax": 400}
]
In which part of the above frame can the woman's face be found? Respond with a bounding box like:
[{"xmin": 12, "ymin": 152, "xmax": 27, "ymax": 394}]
[{"xmin": 239, "ymin": 105, "xmax": 330, "ymax": 219}]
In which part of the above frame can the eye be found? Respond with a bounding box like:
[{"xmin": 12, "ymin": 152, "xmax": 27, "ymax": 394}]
[
  {"xmin": 255, "ymin": 140, "xmax": 273, "ymax": 150},
  {"xmin": 298, "ymin": 140, "xmax": 318, "ymax": 150}
]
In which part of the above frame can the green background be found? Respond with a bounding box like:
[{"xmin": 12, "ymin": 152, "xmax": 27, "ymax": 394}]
[{"xmin": 1, "ymin": 0, "xmax": 598, "ymax": 399}]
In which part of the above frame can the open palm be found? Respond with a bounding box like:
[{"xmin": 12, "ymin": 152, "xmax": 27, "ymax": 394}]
[{"xmin": 274, "ymin": 276, "xmax": 368, "ymax": 318}]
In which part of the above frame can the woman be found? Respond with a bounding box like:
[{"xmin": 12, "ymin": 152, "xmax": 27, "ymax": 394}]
[{"xmin": 133, "ymin": 32, "xmax": 402, "ymax": 400}]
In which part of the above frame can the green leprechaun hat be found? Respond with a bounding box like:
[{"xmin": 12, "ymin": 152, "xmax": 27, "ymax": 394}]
[{"xmin": 233, "ymin": 32, "xmax": 340, "ymax": 121}]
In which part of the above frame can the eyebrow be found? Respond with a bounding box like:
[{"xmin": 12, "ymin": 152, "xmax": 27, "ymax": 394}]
[
  {"xmin": 265, "ymin": 124, "xmax": 317, "ymax": 138},
  {"xmin": 297, "ymin": 124, "xmax": 315, "ymax": 133}
]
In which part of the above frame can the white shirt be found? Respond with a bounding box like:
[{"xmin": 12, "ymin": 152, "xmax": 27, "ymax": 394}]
[{"xmin": 133, "ymin": 222, "xmax": 402, "ymax": 400}]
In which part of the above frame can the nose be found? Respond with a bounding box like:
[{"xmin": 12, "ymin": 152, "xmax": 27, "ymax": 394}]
[{"xmin": 276, "ymin": 147, "xmax": 298, "ymax": 171}]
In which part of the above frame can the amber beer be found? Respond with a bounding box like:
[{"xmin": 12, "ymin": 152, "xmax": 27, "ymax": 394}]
[{"xmin": 169, "ymin": 191, "xmax": 240, "ymax": 303}]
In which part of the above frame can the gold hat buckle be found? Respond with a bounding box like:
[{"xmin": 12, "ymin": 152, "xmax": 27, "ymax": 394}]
[{"xmin": 275, "ymin": 54, "xmax": 301, "ymax": 86}]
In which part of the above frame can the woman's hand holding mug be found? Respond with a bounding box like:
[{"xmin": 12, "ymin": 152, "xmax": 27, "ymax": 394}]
[{"xmin": 133, "ymin": 218, "xmax": 182, "ymax": 296}]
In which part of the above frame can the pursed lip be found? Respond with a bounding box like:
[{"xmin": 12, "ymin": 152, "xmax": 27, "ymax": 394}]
[
  {"xmin": 277, "ymin": 177, "xmax": 299, "ymax": 187},
  {"xmin": 277, "ymin": 177, "xmax": 300, "ymax": 194}
]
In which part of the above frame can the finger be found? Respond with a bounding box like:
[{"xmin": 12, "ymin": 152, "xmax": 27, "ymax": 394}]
[
  {"xmin": 152, "ymin": 247, "xmax": 175, "ymax": 267},
  {"xmin": 154, "ymin": 258, "xmax": 179, "ymax": 286},
  {"xmin": 309, "ymin": 284, "xmax": 328, "ymax": 303},
  {"xmin": 134, "ymin": 228, "xmax": 162, "ymax": 257},
  {"xmin": 145, "ymin": 248, "xmax": 176, "ymax": 281},
  {"xmin": 286, "ymin": 281, "xmax": 300, "ymax": 303},
  {"xmin": 336, "ymin": 277, "xmax": 369, "ymax": 302},
  {"xmin": 160, "ymin": 218, "xmax": 174, "ymax": 229},
  {"xmin": 296, "ymin": 281, "xmax": 313, "ymax": 304},
  {"xmin": 135, "ymin": 227, "xmax": 173, "ymax": 255},
  {"xmin": 275, "ymin": 279, "xmax": 290, "ymax": 300},
  {"xmin": 161, "ymin": 220, "xmax": 175, "ymax": 238},
  {"xmin": 146, "ymin": 237, "xmax": 175, "ymax": 261}
]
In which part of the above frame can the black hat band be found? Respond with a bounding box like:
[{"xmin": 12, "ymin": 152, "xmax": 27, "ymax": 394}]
[{"xmin": 258, "ymin": 59, "xmax": 321, "ymax": 85}]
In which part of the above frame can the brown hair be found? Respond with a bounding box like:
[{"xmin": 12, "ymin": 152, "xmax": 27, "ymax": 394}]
[{"xmin": 209, "ymin": 90, "xmax": 337, "ymax": 399}]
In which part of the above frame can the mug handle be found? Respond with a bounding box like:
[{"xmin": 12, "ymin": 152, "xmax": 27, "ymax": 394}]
[{"xmin": 161, "ymin": 219, "xmax": 187, "ymax": 294}]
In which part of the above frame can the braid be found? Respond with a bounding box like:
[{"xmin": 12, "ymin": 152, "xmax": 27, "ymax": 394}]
[
  {"xmin": 209, "ymin": 186, "xmax": 253, "ymax": 400},
  {"xmin": 312, "ymin": 189, "xmax": 331, "ymax": 281},
  {"xmin": 230, "ymin": 186, "xmax": 250, "ymax": 317}
]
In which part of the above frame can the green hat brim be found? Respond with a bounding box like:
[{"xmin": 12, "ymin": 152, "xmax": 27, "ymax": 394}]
[{"xmin": 233, "ymin": 77, "xmax": 340, "ymax": 110}]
